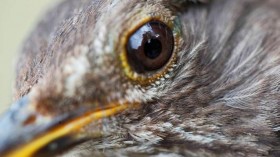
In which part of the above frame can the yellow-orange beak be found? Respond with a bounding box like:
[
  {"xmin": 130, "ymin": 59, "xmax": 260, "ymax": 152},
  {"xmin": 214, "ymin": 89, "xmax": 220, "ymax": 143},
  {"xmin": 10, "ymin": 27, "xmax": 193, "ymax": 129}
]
[{"xmin": 0, "ymin": 96, "xmax": 139, "ymax": 157}]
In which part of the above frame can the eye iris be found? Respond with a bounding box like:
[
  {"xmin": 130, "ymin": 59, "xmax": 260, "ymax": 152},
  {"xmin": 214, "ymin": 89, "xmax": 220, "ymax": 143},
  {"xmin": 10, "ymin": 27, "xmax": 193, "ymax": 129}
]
[
  {"xmin": 144, "ymin": 39, "xmax": 162, "ymax": 59},
  {"xmin": 126, "ymin": 21, "xmax": 174, "ymax": 73}
]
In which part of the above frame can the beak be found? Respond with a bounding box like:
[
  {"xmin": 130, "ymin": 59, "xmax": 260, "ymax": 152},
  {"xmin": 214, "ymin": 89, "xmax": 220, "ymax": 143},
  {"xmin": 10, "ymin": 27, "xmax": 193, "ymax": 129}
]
[{"xmin": 0, "ymin": 96, "xmax": 139, "ymax": 157}]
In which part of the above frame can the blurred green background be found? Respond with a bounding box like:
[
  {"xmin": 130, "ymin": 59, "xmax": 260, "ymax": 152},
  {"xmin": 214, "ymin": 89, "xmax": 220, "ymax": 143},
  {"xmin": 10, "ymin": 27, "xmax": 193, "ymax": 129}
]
[{"xmin": 0, "ymin": 0, "xmax": 57, "ymax": 113}]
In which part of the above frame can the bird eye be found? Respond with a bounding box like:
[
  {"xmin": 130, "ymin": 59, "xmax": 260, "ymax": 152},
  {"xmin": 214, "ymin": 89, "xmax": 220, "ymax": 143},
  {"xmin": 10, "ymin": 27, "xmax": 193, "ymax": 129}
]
[{"xmin": 126, "ymin": 21, "xmax": 174, "ymax": 73}]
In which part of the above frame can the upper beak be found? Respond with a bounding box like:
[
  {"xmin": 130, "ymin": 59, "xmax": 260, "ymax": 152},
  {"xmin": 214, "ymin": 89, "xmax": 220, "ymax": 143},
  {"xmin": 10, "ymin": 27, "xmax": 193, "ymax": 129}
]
[{"xmin": 0, "ymin": 95, "xmax": 138, "ymax": 157}]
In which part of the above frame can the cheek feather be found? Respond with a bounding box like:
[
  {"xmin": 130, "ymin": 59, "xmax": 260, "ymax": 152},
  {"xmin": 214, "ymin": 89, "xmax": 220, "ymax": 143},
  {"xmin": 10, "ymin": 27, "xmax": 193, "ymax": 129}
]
[{"xmin": 63, "ymin": 45, "xmax": 90, "ymax": 97}]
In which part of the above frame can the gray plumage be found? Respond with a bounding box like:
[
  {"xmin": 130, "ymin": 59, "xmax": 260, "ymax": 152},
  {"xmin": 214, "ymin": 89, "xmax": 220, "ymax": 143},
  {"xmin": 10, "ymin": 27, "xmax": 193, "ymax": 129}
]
[{"xmin": 10, "ymin": 0, "xmax": 280, "ymax": 156}]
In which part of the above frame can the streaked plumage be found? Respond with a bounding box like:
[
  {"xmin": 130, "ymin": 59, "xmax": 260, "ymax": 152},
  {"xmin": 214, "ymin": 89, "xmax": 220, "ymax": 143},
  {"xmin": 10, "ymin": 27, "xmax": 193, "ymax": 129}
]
[{"xmin": 0, "ymin": 0, "xmax": 280, "ymax": 156}]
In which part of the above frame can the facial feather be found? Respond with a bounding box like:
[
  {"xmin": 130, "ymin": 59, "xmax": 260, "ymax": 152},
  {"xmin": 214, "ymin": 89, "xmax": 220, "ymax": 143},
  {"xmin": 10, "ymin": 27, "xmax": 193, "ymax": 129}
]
[{"xmin": 10, "ymin": 0, "xmax": 280, "ymax": 156}]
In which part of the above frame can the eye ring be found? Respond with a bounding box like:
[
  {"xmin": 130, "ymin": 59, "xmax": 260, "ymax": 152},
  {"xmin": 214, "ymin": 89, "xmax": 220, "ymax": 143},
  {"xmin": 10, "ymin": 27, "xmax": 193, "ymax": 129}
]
[
  {"xmin": 120, "ymin": 18, "xmax": 181, "ymax": 85},
  {"xmin": 126, "ymin": 20, "xmax": 174, "ymax": 73}
]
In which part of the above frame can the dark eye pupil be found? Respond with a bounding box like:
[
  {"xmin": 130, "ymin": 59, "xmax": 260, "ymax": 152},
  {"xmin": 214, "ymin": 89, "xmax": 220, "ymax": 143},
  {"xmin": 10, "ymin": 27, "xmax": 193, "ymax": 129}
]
[
  {"xmin": 144, "ymin": 39, "xmax": 162, "ymax": 59},
  {"xmin": 126, "ymin": 20, "xmax": 174, "ymax": 73}
]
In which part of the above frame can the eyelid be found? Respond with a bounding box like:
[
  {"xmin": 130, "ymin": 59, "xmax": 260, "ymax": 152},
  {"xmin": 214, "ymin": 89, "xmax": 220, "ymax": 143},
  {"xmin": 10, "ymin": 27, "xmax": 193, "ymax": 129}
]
[
  {"xmin": 126, "ymin": 20, "xmax": 174, "ymax": 73},
  {"xmin": 119, "ymin": 17, "xmax": 182, "ymax": 86}
]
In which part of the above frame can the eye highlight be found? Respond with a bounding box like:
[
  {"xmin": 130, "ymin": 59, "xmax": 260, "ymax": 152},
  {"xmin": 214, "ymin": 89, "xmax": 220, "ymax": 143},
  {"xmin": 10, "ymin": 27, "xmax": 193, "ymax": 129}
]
[
  {"xmin": 126, "ymin": 21, "xmax": 174, "ymax": 73},
  {"xmin": 120, "ymin": 18, "xmax": 181, "ymax": 85}
]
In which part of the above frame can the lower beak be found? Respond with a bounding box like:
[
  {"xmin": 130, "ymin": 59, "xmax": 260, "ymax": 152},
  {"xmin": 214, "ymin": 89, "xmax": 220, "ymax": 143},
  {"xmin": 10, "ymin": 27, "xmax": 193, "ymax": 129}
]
[{"xmin": 0, "ymin": 96, "xmax": 138, "ymax": 157}]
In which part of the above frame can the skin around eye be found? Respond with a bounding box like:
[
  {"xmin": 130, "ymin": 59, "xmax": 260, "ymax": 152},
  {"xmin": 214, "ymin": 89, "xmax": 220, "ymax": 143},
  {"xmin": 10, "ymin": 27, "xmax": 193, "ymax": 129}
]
[{"xmin": 126, "ymin": 21, "xmax": 174, "ymax": 73}]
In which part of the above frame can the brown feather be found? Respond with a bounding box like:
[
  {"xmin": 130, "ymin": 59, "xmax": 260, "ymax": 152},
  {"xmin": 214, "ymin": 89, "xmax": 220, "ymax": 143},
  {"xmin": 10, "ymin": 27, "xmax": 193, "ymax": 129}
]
[{"xmin": 13, "ymin": 0, "xmax": 280, "ymax": 156}]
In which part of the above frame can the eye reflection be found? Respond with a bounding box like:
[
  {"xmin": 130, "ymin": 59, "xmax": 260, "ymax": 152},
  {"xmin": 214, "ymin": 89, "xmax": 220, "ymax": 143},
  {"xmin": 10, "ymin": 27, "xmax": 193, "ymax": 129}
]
[{"xmin": 126, "ymin": 21, "xmax": 174, "ymax": 73}]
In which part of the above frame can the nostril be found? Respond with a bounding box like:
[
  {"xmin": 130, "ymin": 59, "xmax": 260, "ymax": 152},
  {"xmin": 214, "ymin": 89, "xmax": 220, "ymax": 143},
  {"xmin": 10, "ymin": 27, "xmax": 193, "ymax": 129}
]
[{"xmin": 22, "ymin": 114, "xmax": 37, "ymax": 126}]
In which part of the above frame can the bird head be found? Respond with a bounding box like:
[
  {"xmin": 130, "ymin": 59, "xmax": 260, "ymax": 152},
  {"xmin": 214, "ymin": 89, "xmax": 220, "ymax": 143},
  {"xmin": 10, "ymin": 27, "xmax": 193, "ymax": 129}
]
[
  {"xmin": 0, "ymin": 0, "xmax": 203, "ymax": 156},
  {"xmin": 1, "ymin": 0, "xmax": 280, "ymax": 156}
]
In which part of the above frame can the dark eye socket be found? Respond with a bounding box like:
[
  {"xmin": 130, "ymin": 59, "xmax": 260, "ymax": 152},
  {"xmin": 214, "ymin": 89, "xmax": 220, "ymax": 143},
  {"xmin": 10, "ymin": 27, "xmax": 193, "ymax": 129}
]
[{"xmin": 126, "ymin": 21, "xmax": 174, "ymax": 73}]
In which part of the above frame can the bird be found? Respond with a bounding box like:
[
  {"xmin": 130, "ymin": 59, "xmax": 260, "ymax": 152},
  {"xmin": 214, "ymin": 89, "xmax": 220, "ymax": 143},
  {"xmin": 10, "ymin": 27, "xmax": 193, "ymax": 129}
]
[{"xmin": 0, "ymin": 0, "xmax": 280, "ymax": 156}]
